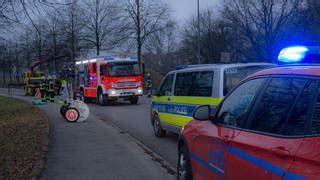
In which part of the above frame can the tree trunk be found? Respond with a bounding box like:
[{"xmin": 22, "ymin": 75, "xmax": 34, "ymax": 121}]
[
  {"xmin": 136, "ymin": 0, "xmax": 142, "ymax": 71},
  {"xmin": 15, "ymin": 43, "xmax": 19, "ymax": 82}
]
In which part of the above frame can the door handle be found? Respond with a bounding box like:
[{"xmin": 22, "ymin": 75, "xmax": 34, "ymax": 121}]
[{"xmin": 271, "ymin": 147, "xmax": 291, "ymax": 159}]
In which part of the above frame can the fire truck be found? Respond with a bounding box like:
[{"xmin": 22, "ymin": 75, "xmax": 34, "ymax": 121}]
[{"xmin": 76, "ymin": 56, "xmax": 143, "ymax": 105}]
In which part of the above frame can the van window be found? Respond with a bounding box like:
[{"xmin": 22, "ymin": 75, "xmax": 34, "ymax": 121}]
[
  {"xmin": 217, "ymin": 78, "xmax": 265, "ymax": 128},
  {"xmin": 249, "ymin": 78, "xmax": 309, "ymax": 136},
  {"xmin": 224, "ymin": 66, "xmax": 272, "ymax": 95},
  {"xmin": 311, "ymin": 84, "xmax": 320, "ymax": 135},
  {"xmin": 174, "ymin": 71, "xmax": 213, "ymax": 97},
  {"xmin": 285, "ymin": 80, "xmax": 316, "ymax": 136},
  {"xmin": 159, "ymin": 74, "xmax": 174, "ymax": 96},
  {"xmin": 100, "ymin": 64, "xmax": 108, "ymax": 76}
]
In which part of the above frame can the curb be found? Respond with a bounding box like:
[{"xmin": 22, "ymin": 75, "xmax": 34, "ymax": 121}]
[{"xmin": 30, "ymin": 107, "xmax": 50, "ymax": 179}]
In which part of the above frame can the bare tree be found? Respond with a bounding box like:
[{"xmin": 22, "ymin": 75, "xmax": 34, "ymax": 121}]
[
  {"xmin": 63, "ymin": 0, "xmax": 85, "ymax": 62},
  {"xmin": 179, "ymin": 9, "xmax": 231, "ymax": 64},
  {"xmin": 42, "ymin": 10, "xmax": 62, "ymax": 72},
  {"xmin": 83, "ymin": 0, "xmax": 120, "ymax": 56},
  {"xmin": 124, "ymin": 0, "xmax": 171, "ymax": 68},
  {"xmin": 223, "ymin": 0, "xmax": 302, "ymax": 61}
]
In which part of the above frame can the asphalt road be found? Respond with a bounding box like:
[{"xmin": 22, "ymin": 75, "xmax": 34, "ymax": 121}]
[{"xmin": 88, "ymin": 96, "xmax": 179, "ymax": 168}]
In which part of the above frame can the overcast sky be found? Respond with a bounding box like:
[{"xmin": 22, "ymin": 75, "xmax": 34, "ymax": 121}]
[{"xmin": 162, "ymin": 0, "xmax": 222, "ymax": 23}]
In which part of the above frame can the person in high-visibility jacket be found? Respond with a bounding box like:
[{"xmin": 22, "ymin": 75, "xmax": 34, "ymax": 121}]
[
  {"xmin": 39, "ymin": 76, "xmax": 47, "ymax": 100},
  {"xmin": 46, "ymin": 76, "xmax": 55, "ymax": 102}
]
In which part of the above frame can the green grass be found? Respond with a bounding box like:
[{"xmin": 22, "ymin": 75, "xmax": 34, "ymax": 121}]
[{"xmin": 0, "ymin": 96, "xmax": 49, "ymax": 178}]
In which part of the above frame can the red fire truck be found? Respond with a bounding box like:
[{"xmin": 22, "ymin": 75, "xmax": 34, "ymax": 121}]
[{"xmin": 76, "ymin": 56, "xmax": 143, "ymax": 105}]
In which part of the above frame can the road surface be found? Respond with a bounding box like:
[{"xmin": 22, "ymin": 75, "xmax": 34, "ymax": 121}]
[{"xmin": 88, "ymin": 97, "xmax": 178, "ymax": 167}]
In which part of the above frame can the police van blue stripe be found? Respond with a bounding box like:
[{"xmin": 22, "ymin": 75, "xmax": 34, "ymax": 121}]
[
  {"xmin": 152, "ymin": 102, "xmax": 216, "ymax": 117},
  {"xmin": 189, "ymin": 146, "xmax": 304, "ymax": 179}
]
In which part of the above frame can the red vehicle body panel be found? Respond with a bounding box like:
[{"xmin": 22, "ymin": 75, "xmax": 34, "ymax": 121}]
[
  {"xmin": 288, "ymin": 138, "xmax": 320, "ymax": 180},
  {"xmin": 181, "ymin": 66, "xmax": 320, "ymax": 180},
  {"xmin": 101, "ymin": 76, "xmax": 142, "ymax": 90}
]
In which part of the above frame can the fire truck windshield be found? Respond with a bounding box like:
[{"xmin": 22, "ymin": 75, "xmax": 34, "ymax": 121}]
[{"xmin": 108, "ymin": 62, "xmax": 140, "ymax": 77}]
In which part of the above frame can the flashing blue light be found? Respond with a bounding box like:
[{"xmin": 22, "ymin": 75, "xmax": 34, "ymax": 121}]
[{"xmin": 278, "ymin": 46, "xmax": 309, "ymax": 63}]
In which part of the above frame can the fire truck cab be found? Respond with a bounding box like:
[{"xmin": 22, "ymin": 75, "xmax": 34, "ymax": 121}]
[{"xmin": 76, "ymin": 56, "xmax": 143, "ymax": 105}]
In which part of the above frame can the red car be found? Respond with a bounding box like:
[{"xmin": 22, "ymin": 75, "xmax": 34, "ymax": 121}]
[{"xmin": 178, "ymin": 66, "xmax": 320, "ymax": 180}]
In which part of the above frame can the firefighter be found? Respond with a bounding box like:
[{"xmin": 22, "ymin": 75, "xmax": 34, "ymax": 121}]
[
  {"xmin": 60, "ymin": 77, "xmax": 67, "ymax": 95},
  {"xmin": 39, "ymin": 76, "xmax": 47, "ymax": 101},
  {"xmin": 46, "ymin": 76, "xmax": 55, "ymax": 102},
  {"xmin": 145, "ymin": 73, "xmax": 152, "ymax": 97}
]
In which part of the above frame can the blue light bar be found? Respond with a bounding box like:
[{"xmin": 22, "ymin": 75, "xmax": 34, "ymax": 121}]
[{"xmin": 278, "ymin": 46, "xmax": 309, "ymax": 63}]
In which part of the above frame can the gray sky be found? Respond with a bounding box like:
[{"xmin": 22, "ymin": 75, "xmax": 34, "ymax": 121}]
[{"xmin": 163, "ymin": 0, "xmax": 222, "ymax": 23}]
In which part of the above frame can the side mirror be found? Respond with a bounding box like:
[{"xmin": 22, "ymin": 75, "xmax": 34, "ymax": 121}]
[{"xmin": 193, "ymin": 105, "xmax": 211, "ymax": 121}]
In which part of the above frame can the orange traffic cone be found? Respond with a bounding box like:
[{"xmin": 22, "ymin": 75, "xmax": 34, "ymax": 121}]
[{"xmin": 34, "ymin": 88, "xmax": 42, "ymax": 99}]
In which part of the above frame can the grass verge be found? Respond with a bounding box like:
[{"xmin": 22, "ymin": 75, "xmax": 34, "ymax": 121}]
[{"xmin": 0, "ymin": 96, "xmax": 49, "ymax": 179}]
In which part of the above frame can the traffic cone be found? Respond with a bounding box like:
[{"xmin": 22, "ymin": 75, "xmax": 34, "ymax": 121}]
[{"xmin": 34, "ymin": 88, "xmax": 42, "ymax": 99}]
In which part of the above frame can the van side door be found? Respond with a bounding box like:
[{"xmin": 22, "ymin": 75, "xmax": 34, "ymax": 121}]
[{"xmin": 152, "ymin": 73, "xmax": 175, "ymax": 126}]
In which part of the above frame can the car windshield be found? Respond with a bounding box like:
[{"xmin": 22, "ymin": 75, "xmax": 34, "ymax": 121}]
[
  {"xmin": 108, "ymin": 62, "xmax": 140, "ymax": 77},
  {"xmin": 223, "ymin": 65, "xmax": 272, "ymax": 95}
]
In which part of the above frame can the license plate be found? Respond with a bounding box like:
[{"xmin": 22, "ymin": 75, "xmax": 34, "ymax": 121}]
[{"xmin": 123, "ymin": 90, "xmax": 132, "ymax": 95}]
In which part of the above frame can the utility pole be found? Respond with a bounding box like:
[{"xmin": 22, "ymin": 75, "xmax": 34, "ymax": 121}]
[{"xmin": 197, "ymin": 0, "xmax": 200, "ymax": 64}]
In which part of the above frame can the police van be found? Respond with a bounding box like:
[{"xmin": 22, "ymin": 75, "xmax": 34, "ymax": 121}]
[{"xmin": 151, "ymin": 63, "xmax": 274, "ymax": 137}]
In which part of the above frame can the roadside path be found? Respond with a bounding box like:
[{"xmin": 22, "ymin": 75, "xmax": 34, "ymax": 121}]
[{"xmin": 0, "ymin": 90, "xmax": 174, "ymax": 180}]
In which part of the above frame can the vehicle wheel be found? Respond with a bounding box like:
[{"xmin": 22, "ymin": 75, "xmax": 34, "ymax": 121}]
[
  {"xmin": 152, "ymin": 114, "xmax": 166, "ymax": 137},
  {"xmin": 97, "ymin": 90, "xmax": 108, "ymax": 106},
  {"xmin": 177, "ymin": 145, "xmax": 193, "ymax": 180},
  {"xmin": 64, "ymin": 108, "xmax": 79, "ymax": 122},
  {"xmin": 60, "ymin": 103, "xmax": 69, "ymax": 117},
  {"xmin": 130, "ymin": 96, "xmax": 139, "ymax": 104}
]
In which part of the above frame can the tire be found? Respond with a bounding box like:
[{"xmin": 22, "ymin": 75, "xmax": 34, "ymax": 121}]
[
  {"xmin": 177, "ymin": 145, "xmax": 193, "ymax": 180},
  {"xmin": 64, "ymin": 108, "xmax": 80, "ymax": 122},
  {"xmin": 97, "ymin": 90, "xmax": 108, "ymax": 106},
  {"xmin": 130, "ymin": 96, "xmax": 139, "ymax": 104},
  {"xmin": 60, "ymin": 104, "xmax": 69, "ymax": 117},
  {"xmin": 152, "ymin": 114, "xmax": 166, "ymax": 137}
]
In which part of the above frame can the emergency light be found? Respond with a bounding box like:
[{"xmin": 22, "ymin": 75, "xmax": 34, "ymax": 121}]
[{"xmin": 278, "ymin": 46, "xmax": 309, "ymax": 63}]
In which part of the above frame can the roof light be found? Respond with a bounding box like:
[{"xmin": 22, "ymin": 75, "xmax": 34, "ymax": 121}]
[
  {"xmin": 278, "ymin": 46, "xmax": 309, "ymax": 63},
  {"xmin": 82, "ymin": 60, "xmax": 89, "ymax": 64},
  {"xmin": 75, "ymin": 61, "xmax": 82, "ymax": 65},
  {"xmin": 89, "ymin": 59, "xmax": 97, "ymax": 63}
]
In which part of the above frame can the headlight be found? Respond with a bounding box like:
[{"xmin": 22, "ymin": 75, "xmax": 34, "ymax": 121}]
[
  {"xmin": 111, "ymin": 90, "xmax": 116, "ymax": 95},
  {"xmin": 138, "ymin": 89, "xmax": 143, "ymax": 93}
]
